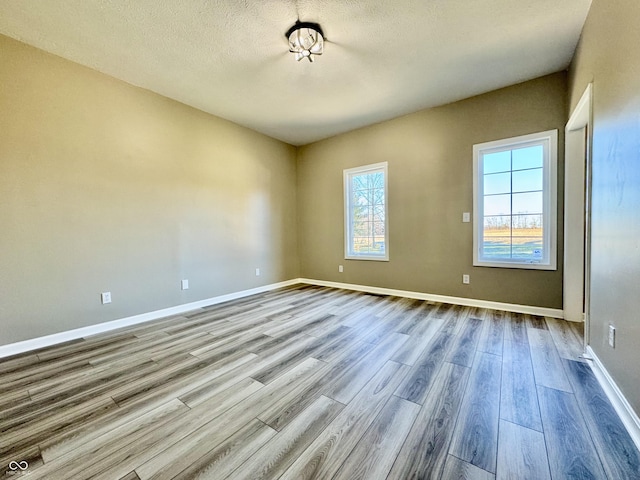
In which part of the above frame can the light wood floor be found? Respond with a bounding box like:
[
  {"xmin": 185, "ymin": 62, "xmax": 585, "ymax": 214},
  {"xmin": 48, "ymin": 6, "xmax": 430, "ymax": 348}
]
[{"xmin": 1, "ymin": 285, "xmax": 639, "ymax": 479}]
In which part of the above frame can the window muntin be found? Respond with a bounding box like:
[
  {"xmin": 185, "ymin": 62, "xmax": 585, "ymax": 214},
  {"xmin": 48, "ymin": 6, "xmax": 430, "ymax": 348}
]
[
  {"xmin": 344, "ymin": 162, "xmax": 388, "ymax": 261},
  {"xmin": 473, "ymin": 130, "xmax": 557, "ymax": 270}
]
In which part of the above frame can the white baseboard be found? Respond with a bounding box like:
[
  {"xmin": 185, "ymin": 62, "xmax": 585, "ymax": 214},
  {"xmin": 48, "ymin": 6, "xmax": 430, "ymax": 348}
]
[
  {"xmin": 1, "ymin": 277, "xmax": 564, "ymax": 359},
  {"xmin": 299, "ymin": 278, "xmax": 564, "ymax": 319},
  {"xmin": 0, "ymin": 279, "xmax": 300, "ymax": 359},
  {"xmin": 586, "ymin": 346, "xmax": 640, "ymax": 452}
]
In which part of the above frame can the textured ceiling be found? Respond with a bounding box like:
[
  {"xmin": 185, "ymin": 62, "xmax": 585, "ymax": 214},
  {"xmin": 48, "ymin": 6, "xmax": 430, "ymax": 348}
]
[{"xmin": 0, "ymin": 1, "xmax": 591, "ymax": 145}]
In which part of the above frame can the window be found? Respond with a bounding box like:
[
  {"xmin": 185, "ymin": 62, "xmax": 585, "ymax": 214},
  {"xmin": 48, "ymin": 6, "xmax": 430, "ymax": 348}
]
[
  {"xmin": 344, "ymin": 162, "xmax": 388, "ymax": 261},
  {"xmin": 473, "ymin": 130, "xmax": 557, "ymax": 270}
]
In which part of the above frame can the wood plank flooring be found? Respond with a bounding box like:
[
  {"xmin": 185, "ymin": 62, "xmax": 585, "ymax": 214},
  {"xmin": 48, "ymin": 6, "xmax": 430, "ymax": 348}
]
[{"xmin": 1, "ymin": 284, "xmax": 639, "ymax": 479}]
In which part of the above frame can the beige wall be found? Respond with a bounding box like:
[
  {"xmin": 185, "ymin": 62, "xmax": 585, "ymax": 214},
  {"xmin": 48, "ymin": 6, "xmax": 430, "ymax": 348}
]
[
  {"xmin": 0, "ymin": 35, "xmax": 299, "ymax": 345},
  {"xmin": 0, "ymin": 33, "xmax": 573, "ymax": 348},
  {"xmin": 297, "ymin": 73, "xmax": 566, "ymax": 309},
  {"xmin": 569, "ymin": 0, "xmax": 640, "ymax": 414}
]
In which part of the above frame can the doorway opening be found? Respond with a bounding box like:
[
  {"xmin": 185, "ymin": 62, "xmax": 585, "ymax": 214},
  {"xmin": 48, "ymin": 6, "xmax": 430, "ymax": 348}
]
[{"xmin": 564, "ymin": 83, "xmax": 593, "ymax": 349}]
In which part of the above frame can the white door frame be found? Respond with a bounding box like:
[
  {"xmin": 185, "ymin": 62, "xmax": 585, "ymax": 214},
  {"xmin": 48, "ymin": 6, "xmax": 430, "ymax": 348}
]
[{"xmin": 564, "ymin": 83, "xmax": 593, "ymax": 348}]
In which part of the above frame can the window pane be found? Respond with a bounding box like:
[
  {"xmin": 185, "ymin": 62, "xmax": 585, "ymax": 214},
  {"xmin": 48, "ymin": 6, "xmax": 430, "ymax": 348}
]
[
  {"xmin": 513, "ymin": 168, "xmax": 543, "ymax": 193},
  {"xmin": 512, "ymin": 214, "xmax": 543, "ymax": 230},
  {"xmin": 513, "ymin": 192, "xmax": 542, "ymax": 214},
  {"xmin": 371, "ymin": 172, "xmax": 384, "ymax": 188},
  {"xmin": 484, "ymin": 194, "xmax": 511, "ymax": 216},
  {"xmin": 373, "ymin": 189, "xmax": 385, "ymax": 206},
  {"xmin": 512, "ymin": 145, "xmax": 543, "ymax": 170},
  {"xmin": 483, "ymin": 151, "xmax": 511, "ymax": 174},
  {"xmin": 353, "ymin": 236, "xmax": 371, "ymax": 253},
  {"xmin": 353, "ymin": 204, "xmax": 369, "ymax": 220},
  {"xmin": 374, "ymin": 205, "xmax": 385, "ymax": 223},
  {"xmin": 484, "ymin": 172, "xmax": 511, "ymax": 195},
  {"xmin": 484, "ymin": 215, "xmax": 511, "ymax": 230},
  {"xmin": 353, "ymin": 190, "xmax": 369, "ymax": 207},
  {"xmin": 372, "ymin": 236, "xmax": 385, "ymax": 254},
  {"xmin": 353, "ymin": 220, "xmax": 369, "ymax": 237},
  {"xmin": 511, "ymin": 237, "xmax": 544, "ymax": 261},
  {"xmin": 353, "ymin": 175, "xmax": 368, "ymax": 191},
  {"xmin": 482, "ymin": 236, "xmax": 512, "ymax": 260},
  {"xmin": 483, "ymin": 215, "xmax": 511, "ymax": 260}
]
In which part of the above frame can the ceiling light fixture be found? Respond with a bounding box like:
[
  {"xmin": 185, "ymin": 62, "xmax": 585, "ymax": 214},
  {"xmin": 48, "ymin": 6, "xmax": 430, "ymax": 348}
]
[{"xmin": 286, "ymin": 22, "xmax": 324, "ymax": 62}]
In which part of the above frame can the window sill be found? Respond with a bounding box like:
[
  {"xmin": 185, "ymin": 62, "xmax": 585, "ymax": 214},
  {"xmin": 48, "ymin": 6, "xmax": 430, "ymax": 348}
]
[
  {"xmin": 473, "ymin": 260, "xmax": 556, "ymax": 270},
  {"xmin": 345, "ymin": 255, "xmax": 389, "ymax": 262}
]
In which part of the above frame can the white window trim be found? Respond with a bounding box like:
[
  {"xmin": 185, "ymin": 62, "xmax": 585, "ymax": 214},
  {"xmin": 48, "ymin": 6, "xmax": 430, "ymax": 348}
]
[
  {"xmin": 344, "ymin": 162, "xmax": 389, "ymax": 261},
  {"xmin": 473, "ymin": 130, "xmax": 558, "ymax": 270}
]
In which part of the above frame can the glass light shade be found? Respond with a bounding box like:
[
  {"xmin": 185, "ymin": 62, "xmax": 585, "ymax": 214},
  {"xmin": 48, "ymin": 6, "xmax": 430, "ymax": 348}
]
[{"xmin": 287, "ymin": 23, "xmax": 324, "ymax": 62}]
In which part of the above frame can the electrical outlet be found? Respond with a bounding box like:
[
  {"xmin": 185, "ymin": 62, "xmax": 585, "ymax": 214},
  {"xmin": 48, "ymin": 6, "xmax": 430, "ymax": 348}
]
[
  {"xmin": 255, "ymin": 268, "xmax": 260, "ymax": 276},
  {"xmin": 608, "ymin": 325, "xmax": 616, "ymax": 348},
  {"xmin": 462, "ymin": 212, "xmax": 471, "ymax": 223},
  {"xmin": 181, "ymin": 279, "xmax": 189, "ymax": 290},
  {"xmin": 101, "ymin": 292, "xmax": 112, "ymax": 304},
  {"xmin": 462, "ymin": 274, "xmax": 470, "ymax": 284},
  {"xmin": 338, "ymin": 265, "xmax": 344, "ymax": 273}
]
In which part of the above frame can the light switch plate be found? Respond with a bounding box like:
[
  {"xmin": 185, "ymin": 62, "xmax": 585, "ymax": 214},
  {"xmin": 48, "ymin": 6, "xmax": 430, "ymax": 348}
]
[{"xmin": 462, "ymin": 212, "xmax": 471, "ymax": 223}]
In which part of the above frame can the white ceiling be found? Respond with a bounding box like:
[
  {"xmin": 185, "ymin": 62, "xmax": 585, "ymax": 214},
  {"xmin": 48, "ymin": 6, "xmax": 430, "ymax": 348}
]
[{"xmin": 0, "ymin": 1, "xmax": 591, "ymax": 146}]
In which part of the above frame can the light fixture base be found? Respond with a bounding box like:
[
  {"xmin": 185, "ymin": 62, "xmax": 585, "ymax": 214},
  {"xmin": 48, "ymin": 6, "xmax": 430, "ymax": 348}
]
[{"xmin": 286, "ymin": 21, "xmax": 324, "ymax": 62}]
